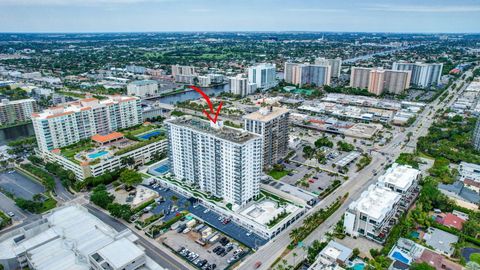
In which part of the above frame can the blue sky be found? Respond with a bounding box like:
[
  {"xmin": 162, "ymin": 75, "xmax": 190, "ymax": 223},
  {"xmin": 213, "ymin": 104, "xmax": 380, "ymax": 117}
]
[{"xmin": 0, "ymin": 0, "xmax": 479, "ymax": 33}]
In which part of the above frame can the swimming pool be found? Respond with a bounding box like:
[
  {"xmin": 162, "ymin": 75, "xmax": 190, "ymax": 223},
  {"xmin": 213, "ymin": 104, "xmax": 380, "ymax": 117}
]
[
  {"xmin": 353, "ymin": 263, "xmax": 365, "ymax": 270},
  {"xmin": 391, "ymin": 251, "xmax": 410, "ymax": 264},
  {"xmin": 137, "ymin": 130, "xmax": 163, "ymax": 140},
  {"xmin": 88, "ymin": 151, "xmax": 108, "ymax": 159},
  {"xmin": 154, "ymin": 164, "xmax": 170, "ymax": 174}
]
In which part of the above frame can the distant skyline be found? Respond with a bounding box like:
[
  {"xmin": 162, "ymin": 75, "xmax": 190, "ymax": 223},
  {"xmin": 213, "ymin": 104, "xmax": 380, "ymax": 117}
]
[{"xmin": 0, "ymin": 0, "xmax": 479, "ymax": 33}]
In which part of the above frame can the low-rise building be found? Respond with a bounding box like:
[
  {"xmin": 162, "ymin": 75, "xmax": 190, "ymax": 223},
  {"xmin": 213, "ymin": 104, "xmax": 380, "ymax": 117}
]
[
  {"xmin": 308, "ymin": 241, "xmax": 352, "ymax": 270},
  {"xmin": 458, "ymin": 161, "xmax": 480, "ymax": 193},
  {"xmin": 423, "ymin": 227, "xmax": 459, "ymax": 256},
  {"xmin": 387, "ymin": 238, "xmax": 462, "ymax": 270},
  {"xmin": 344, "ymin": 185, "xmax": 402, "ymax": 243},
  {"xmin": 0, "ymin": 205, "xmax": 165, "ymax": 270},
  {"xmin": 377, "ymin": 163, "xmax": 421, "ymax": 195},
  {"xmin": 42, "ymin": 126, "xmax": 167, "ymax": 180}
]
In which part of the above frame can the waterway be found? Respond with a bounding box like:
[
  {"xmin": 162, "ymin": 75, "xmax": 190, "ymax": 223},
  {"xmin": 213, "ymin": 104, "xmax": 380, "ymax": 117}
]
[
  {"xmin": 343, "ymin": 45, "xmax": 419, "ymax": 64},
  {"xmin": 0, "ymin": 123, "xmax": 35, "ymax": 146},
  {"xmin": 157, "ymin": 84, "xmax": 230, "ymax": 104}
]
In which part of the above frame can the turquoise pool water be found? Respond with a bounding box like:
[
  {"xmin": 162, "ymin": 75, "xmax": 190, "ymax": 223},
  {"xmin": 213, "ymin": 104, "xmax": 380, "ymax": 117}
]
[
  {"xmin": 88, "ymin": 151, "xmax": 108, "ymax": 159},
  {"xmin": 353, "ymin": 263, "xmax": 365, "ymax": 270},
  {"xmin": 154, "ymin": 164, "xmax": 170, "ymax": 174},
  {"xmin": 392, "ymin": 251, "xmax": 410, "ymax": 264},
  {"xmin": 137, "ymin": 130, "xmax": 163, "ymax": 140}
]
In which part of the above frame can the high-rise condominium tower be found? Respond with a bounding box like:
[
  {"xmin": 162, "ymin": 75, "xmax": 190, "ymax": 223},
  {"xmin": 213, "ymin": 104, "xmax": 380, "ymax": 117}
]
[
  {"xmin": 244, "ymin": 106, "xmax": 290, "ymax": 170},
  {"xmin": 165, "ymin": 117, "xmax": 263, "ymax": 207}
]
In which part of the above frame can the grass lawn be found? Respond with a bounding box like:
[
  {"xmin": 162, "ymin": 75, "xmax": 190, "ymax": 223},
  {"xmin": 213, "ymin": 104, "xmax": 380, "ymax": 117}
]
[
  {"xmin": 124, "ymin": 124, "xmax": 156, "ymax": 136},
  {"xmin": 61, "ymin": 140, "xmax": 95, "ymax": 160},
  {"xmin": 268, "ymin": 169, "xmax": 291, "ymax": 180},
  {"xmin": 471, "ymin": 253, "xmax": 480, "ymax": 264},
  {"xmin": 40, "ymin": 197, "xmax": 58, "ymax": 213}
]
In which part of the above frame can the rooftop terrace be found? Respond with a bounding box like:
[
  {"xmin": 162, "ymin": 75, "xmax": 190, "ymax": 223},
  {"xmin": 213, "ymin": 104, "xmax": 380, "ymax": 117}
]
[{"xmin": 166, "ymin": 116, "xmax": 260, "ymax": 144}]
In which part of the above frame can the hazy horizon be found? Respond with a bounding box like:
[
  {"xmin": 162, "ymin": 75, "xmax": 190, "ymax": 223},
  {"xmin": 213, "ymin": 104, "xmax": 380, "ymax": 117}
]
[{"xmin": 1, "ymin": 0, "xmax": 479, "ymax": 33}]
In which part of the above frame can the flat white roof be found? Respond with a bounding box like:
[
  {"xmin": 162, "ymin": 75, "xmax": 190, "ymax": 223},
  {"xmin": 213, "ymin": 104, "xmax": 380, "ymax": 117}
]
[
  {"xmin": 97, "ymin": 238, "xmax": 144, "ymax": 269},
  {"xmin": 239, "ymin": 199, "xmax": 299, "ymax": 228},
  {"xmin": 377, "ymin": 163, "xmax": 420, "ymax": 191},
  {"xmin": 349, "ymin": 185, "xmax": 401, "ymax": 221},
  {"xmin": 0, "ymin": 205, "xmax": 164, "ymax": 270}
]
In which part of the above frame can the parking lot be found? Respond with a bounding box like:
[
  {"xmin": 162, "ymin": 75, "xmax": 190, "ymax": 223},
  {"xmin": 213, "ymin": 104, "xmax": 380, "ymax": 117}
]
[
  {"xmin": 146, "ymin": 183, "xmax": 268, "ymax": 249},
  {"xmin": 0, "ymin": 170, "xmax": 45, "ymax": 200},
  {"xmin": 162, "ymin": 222, "xmax": 248, "ymax": 270}
]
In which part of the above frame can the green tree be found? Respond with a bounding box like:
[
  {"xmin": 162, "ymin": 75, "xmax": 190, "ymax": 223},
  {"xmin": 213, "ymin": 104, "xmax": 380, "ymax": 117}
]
[
  {"xmin": 314, "ymin": 136, "xmax": 333, "ymax": 148},
  {"xmin": 119, "ymin": 169, "xmax": 142, "ymax": 188},
  {"xmin": 90, "ymin": 185, "xmax": 114, "ymax": 209},
  {"xmin": 410, "ymin": 262, "xmax": 436, "ymax": 270},
  {"xmin": 107, "ymin": 203, "xmax": 133, "ymax": 220}
]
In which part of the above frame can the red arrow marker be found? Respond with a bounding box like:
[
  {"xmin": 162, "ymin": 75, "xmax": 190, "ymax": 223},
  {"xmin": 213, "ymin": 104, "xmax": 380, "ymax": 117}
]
[{"xmin": 188, "ymin": 85, "xmax": 223, "ymax": 124}]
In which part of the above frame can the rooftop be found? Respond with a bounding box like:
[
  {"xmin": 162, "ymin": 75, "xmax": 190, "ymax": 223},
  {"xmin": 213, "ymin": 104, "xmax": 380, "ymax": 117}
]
[
  {"xmin": 0, "ymin": 98, "xmax": 36, "ymax": 106},
  {"xmin": 128, "ymin": 80, "xmax": 157, "ymax": 86},
  {"xmin": 166, "ymin": 116, "xmax": 260, "ymax": 144},
  {"xmin": 91, "ymin": 132, "xmax": 125, "ymax": 144},
  {"xmin": 320, "ymin": 241, "xmax": 353, "ymax": 263},
  {"xmin": 96, "ymin": 238, "xmax": 144, "ymax": 269},
  {"xmin": 32, "ymin": 95, "xmax": 138, "ymax": 120},
  {"xmin": 0, "ymin": 205, "xmax": 164, "ymax": 270},
  {"xmin": 243, "ymin": 106, "xmax": 290, "ymax": 122},
  {"xmin": 349, "ymin": 184, "xmax": 401, "ymax": 221},
  {"xmin": 424, "ymin": 227, "xmax": 458, "ymax": 256},
  {"xmin": 377, "ymin": 163, "xmax": 420, "ymax": 191}
]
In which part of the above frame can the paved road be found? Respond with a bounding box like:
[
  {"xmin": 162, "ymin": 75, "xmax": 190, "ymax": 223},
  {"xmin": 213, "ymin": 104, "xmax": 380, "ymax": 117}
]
[
  {"xmin": 0, "ymin": 192, "xmax": 28, "ymax": 222},
  {"xmin": 236, "ymin": 71, "xmax": 472, "ymax": 270}
]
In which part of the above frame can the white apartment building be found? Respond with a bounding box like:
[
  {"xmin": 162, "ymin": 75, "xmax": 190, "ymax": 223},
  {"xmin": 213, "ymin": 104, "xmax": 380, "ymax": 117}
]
[
  {"xmin": 0, "ymin": 98, "xmax": 37, "ymax": 126},
  {"xmin": 198, "ymin": 74, "xmax": 224, "ymax": 87},
  {"xmin": 344, "ymin": 164, "xmax": 420, "ymax": 243},
  {"xmin": 32, "ymin": 96, "xmax": 142, "ymax": 152},
  {"xmin": 377, "ymin": 163, "xmax": 421, "ymax": 194},
  {"xmin": 165, "ymin": 116, "xmax": 263, "ymax": 207},
  {"xmin": 127, "ymin": 80, "xmax": 159, "ymax": 97},
  {"xmin": 171, "ymin": 65, "xmax": 197, "ymax": 84},
  {"xmin": 392, "ymin": 62, "xmax": 443, "ymax": 88},
  {"xmin": 243, "ymin": 106, "xmax": 290, "ymax": 170},
  {"xmin": 198, "ymin": 75, "xmax": 211, "ymax": 87},
  {"xmin": 0, "ymin": 205, "xmax": 165, "ymax": 270},
  {"xmin": 344, "ymin": 185, "xmax": 402, "ymax": 243},
  {"xmin": 248, "ymin": 63, "xmax": 276, "ymax": 90},
  {"xmin": 229, "ymin": 74, "xmax": 257, "ymax": 97},
  {"xmin": 43, "ymin": 137, "xmax": 167, "ymax": 180},
  {"xmin": 315, "ymin": 57, "xmax": 343, "ymax": 78}
]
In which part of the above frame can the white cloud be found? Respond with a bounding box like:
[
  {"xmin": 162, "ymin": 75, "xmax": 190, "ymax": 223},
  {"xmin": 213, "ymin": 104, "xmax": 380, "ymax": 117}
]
[{"xmin": 365, "ymin": 4, "xmax": 480, "ymax": 13}]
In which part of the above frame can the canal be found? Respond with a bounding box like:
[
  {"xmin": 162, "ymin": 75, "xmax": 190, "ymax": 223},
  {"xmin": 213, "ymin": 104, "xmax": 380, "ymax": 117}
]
[
  {"xmin": 157, "ymin": 84, "xmax": 230, "ymax": 104},
  {"xmin": 0, "ymin": 123, "xmax": 35, "ymax": 146}
]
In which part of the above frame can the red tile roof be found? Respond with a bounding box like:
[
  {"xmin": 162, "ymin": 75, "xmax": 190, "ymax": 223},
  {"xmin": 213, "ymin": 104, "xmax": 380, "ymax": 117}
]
[
  {"xmin": 417, "ymin": 249, "xmax": 462, "ymax": 270},
  {"xmin": 91, "ymin": 132, "xmax": 124, "ymax": 143},
  {"xmin": 441, "ymin": 213, "xmax": 466, "ymax": 230}
]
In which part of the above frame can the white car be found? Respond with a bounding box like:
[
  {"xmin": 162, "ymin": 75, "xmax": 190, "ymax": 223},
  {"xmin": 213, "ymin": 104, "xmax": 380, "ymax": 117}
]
[{"xmin": 7, "ymin": 211, "xmax": 15, "ymax": 217}]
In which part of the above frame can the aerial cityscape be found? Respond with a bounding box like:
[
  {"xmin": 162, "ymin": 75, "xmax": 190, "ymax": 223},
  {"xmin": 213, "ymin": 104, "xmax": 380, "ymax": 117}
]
[{"xmin": 0, "ymin": 1, "xmax": 480, "ymax": 270}]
